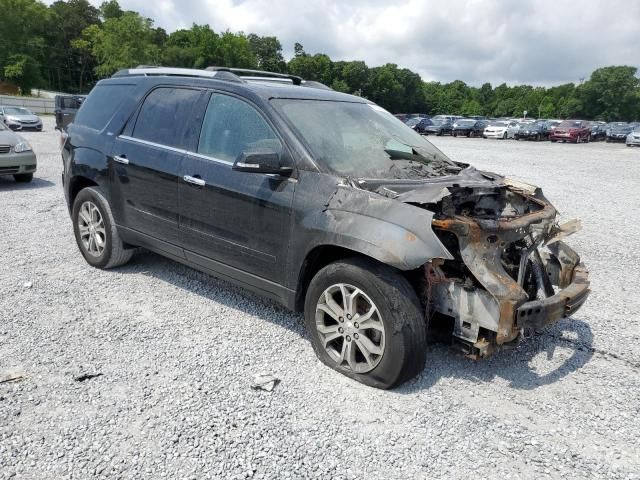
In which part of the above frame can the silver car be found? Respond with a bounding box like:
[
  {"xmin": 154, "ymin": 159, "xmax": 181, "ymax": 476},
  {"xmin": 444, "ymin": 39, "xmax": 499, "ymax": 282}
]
[
  {"xmin": 0, "ymin": 106, "xmax": 43, "ymax": 131},
  {"xmin": 0, "ymin": 121, "xmax": 37, "ymax": 182},
  {"xmin": 626, "ymin": 126, "xmax": 640, "ymax": 147}
]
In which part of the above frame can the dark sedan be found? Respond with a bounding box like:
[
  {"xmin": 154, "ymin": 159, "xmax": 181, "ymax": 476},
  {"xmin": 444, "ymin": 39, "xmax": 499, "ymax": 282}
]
[
  {"xmin": 515, "ymin": 121, "xmax": 550, "ymax": 141},
  {"xmin": 452, "ymin": 119, "xmax": 488, "ymax": 137},
  {"xmin": 606, "ymin": 123, "xmax": 633, "ymax": 143},
  {"xmin": 590, "ymin": 123, "xmax": 607, "ymax": 141},
  {"xmin": 420, "ymin": 117, "xmax": 453, "ymax": 136}
]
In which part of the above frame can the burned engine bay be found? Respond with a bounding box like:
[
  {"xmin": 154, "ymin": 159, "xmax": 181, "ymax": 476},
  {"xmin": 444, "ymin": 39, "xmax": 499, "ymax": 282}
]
[{"xmin": 353, "ymin": 166, "xmax": 591, "ymax": 357}]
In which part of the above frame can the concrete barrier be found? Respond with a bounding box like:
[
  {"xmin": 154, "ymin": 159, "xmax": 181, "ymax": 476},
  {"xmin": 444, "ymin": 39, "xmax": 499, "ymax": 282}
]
[{"xmin": 0, "ymin": 95, "xmax": 55, "ymax": 114}]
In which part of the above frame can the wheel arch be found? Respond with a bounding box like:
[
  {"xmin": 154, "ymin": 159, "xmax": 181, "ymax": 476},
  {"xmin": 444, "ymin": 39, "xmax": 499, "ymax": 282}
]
[{"xmin": 68, "ymin": 175, "xmax": 99, "ymax": 211}]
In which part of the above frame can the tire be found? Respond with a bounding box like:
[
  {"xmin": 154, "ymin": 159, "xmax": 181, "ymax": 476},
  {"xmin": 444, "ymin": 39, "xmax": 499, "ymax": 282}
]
[
  {"xmin": 72, "ymin": 186, "xmax": 134, "ymax": 269},
  {"xmin": 503, "ymin": 132, "xmax": 508, "ymax": 139},
  {"xmin": 606, "ymin": 138, "xmax": 610, "ymax": 143},
  {"xmin": 304, "ymin": 257, "xmax": 427, "ymax": 389},
  {"xmin": 13, "ymin": 173, "xmax": 33, "ymax": 183},
  {"xmin": 550, "ymin": 139, "xmax": 557, "ymax": 143},
  {"xmin": 576, "ymin": 135, "xmax": 581, "ymax": 144},
  {"xmin": 586, "ymin": 134, "xmax": 591, "ymax": 143},
  {"xmin": 627, "ymin": 144, "xmax": 632, "ymax": 147},
  {"xmin": 535, "ymin": 134, "xmax": 540, "ymax": 141},
  {"xmin": 453, "ymin": 132, "xmax": 457, "ymax": 137}
]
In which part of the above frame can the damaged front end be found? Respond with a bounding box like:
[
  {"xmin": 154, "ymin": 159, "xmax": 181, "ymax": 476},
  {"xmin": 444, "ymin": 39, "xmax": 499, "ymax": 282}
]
[{"xmin": 361, "ymin": 171, "xmax": 590, "ymax": 357}]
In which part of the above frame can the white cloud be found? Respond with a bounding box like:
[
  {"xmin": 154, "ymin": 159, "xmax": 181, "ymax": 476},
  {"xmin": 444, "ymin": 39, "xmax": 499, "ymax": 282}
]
[{"xmin": 59, "ymin": 0, "xmax": 640, "ymax": 85}]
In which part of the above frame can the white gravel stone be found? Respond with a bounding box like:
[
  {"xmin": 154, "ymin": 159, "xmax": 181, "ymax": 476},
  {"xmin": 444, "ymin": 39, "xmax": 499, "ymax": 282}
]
[{"xmin": 0, "ymin": 118, "xmax": 639, "ymax": 479}]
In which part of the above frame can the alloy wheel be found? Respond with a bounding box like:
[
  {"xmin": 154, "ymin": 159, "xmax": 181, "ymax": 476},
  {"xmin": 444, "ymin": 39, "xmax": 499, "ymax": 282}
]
[
  {"xmin": 315, "ymin": 283, "xmax": 386, "ymax": 374},
  {"xmin": 77, "ymin": 201, "xmax": 106, "ymax": 257}
]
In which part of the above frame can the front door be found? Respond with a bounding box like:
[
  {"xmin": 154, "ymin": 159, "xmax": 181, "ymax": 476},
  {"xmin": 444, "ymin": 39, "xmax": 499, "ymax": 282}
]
[
  {"xmin": 110, "ymin": 86, "xmax": 203, "ymax": 254},
  {"xmin": 179, "ymin": 92, "xmax": 295, "ymax": 285}
]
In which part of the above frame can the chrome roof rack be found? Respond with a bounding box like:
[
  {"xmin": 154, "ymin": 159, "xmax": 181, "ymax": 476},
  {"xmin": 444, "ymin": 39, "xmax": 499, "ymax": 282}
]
[
  {"xmin": 205, "ymin": 67, "xmax": 303, "ymax": 86},
  {"xmin": 111, "ymin": 66, "xmax": 331, "ymax": 90},
  {"xmin": 111, "ymin": 66, "xmax": 243, "ymax": 83}
]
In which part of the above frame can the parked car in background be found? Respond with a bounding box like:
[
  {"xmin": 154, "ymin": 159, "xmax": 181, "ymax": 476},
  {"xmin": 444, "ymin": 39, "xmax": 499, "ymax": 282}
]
[
  {"xmin": 420, "ymin": 117, "xmax": 453, "ymax": 135},
  {"xmin": 515, "ymin": 121, "xmax": 550, "ymax": 141},
  {"xmin": 0, "ymin": 106, "xmax": 43, "ymax": 131},
  {"xmin": 405, "ymin": 116, "xmax": 428, "ymax": 129},
  {"xmin": 626, "ymin": 126, "xmax": 640, "ymax": 147},
  {"xmin": 606, "ymin": 123, "xmax": 633, "ymax": 143},
  {"xmin": 483, "ymin": 121, "xmax": 513, "ymax": 139},
  {"xmin": 0, "ymin": 120, "xmax": 37, "ymax": 182},
  {"xmin": 549, "ymin": 120, "xmax": 592, "ymax": 143},
  {"xmin": 590, "ymin": 123, "xmax": 607, "ymax": 141},
  {"xmin": 452, "ymin": 119, "xmax": 488, "ymax": 137},
  {"xmin": 413, "ymin": 118, "xmax": 434, "ymax": 134},
  {"xmin": 55, "ymin": 95, "xmax": 86, "ymax": 131}
]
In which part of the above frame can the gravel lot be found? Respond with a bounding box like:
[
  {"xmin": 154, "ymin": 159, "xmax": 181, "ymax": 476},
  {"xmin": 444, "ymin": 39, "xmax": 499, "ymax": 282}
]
[{"xmin": 1, "ymin": 117, "xmax": 639, "ymax": 480}]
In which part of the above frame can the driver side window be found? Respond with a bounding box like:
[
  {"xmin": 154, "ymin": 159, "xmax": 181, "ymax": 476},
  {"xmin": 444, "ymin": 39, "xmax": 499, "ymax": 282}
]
[{"xmin": 198, "ymin": 93, "xmax": 282, "ymax": 162}]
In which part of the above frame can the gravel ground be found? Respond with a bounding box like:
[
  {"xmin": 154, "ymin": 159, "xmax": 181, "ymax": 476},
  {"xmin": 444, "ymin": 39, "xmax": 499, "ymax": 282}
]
[{"xmin": 1, "ymin": 117, "xmax": 639, "ymax": 480}]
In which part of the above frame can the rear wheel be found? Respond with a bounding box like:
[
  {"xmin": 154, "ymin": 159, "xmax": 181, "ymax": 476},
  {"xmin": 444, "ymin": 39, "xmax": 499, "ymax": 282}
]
[
  {"xmin": 304, "ymin": 257, "xmax": 427, "ymax": 389},
  {"xmin": 13, "ymin": 173, "xmax": 33, "ymax": 183},
  {"xmin": 72, "ymin": 187, "xmax": 135, "ymax": 269}
]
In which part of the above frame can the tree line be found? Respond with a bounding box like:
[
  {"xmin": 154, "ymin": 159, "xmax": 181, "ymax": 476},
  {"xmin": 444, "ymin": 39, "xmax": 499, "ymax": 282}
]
[{"xmin": 1, "ymin": 0, "xmax": 639, "ymax": 121}]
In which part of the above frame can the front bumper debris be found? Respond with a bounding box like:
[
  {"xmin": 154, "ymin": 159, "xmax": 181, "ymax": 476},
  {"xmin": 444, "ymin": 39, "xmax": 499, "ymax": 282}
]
[
  {"xmin": 516, "ymin": 262, "xmax": 589, "ymax": 329},
  {"xmin": 427, "ymin": 187, "xmax": 589, "ymax": 356}
]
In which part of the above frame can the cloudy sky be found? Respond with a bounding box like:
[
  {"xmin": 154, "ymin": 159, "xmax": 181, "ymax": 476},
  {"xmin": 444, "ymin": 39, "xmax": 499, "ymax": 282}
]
[{"xmin": 73, "ymin": 0, "xmax": 640, "ymax": 86}]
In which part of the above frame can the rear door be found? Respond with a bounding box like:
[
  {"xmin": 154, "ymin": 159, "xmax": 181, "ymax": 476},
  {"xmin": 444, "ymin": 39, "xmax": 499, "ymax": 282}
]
[
  {"xmin": 178, "ymin": 92, "xmax": 295, "ymax": 285},
  {"xmin": 110, "ymin": 86, "xmax": 204, "ymax": 255}
]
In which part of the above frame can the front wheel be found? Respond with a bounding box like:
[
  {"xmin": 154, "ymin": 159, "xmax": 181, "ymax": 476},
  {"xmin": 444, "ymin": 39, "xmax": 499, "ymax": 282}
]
[
  {"xmin": 72, "ymin": 187, "xmax": 135, "ymax": 269},
  {"xmin": 503, "ymin": 132, "xmax": 508, "ymax": 139},
  {"xmin": 304, "ymin": 258, "xmax": 427, "ymax": 389}
]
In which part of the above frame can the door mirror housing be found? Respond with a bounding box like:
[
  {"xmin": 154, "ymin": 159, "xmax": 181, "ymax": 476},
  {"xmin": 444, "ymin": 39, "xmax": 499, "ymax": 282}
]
[{"xmin": 232, "ymin": 149, "xmax": 293, "ymax": 175}]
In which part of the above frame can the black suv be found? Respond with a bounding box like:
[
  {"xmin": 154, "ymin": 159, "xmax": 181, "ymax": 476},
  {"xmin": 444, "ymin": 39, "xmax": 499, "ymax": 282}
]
[{"xmin": 62, "ymin": 67, "xmax": 590, "ymax": 389}]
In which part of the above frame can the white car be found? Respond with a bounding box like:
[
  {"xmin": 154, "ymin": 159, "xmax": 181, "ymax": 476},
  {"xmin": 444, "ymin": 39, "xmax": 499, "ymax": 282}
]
[
  {"xmin": 483, "ymin": 121, "xmax": 519, "ymax": 139},
  {"xmin": 626, "ymin": 128, "xmax": 640, "ymax": 147}
]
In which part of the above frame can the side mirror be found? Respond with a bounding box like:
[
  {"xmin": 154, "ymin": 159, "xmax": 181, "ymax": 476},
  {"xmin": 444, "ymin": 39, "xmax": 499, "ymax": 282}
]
[{"xmin": 232, "ymin": 148, "xmax": 293, "ymax": 175}]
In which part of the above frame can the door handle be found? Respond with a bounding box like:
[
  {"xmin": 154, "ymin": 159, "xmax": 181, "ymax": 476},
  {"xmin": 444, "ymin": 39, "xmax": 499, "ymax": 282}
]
[
  {"xmin": 113, "ymin": 155, "xmax": 129, "ymax": 165},
  {"xmin": 183, "ymin": 175, "xmax": 205, "ymax": 187}
]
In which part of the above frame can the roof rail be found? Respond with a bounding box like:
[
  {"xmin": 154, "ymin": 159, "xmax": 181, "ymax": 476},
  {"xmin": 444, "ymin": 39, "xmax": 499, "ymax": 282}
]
[
  {"xmin": 111, "ymin": 67, "xmax": 243, "ymax": 83},
  {"xmin": 206, "ymin": 67, "xmax": 303, "ymax": 86},
  {"xmin": 110, "ymin": 66, "xmax": 331, "ymax": 90}
]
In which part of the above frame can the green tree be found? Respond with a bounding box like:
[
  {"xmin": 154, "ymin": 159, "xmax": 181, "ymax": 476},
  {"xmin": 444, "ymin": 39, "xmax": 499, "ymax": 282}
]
[
  {"xmin": 461, "ymin": 99, "xmax": 482, "ymax": 116},
  {"xmin": 100, "ymin": 0, "xmax": 122, "ymax": 19},
  {"xmin": 0, "ymin": 0, "xmax": 49, "ymax": 91},
  {"xmin": 4, "ymin": 54, "xmax": 42, "ymax": 92},
  {"xmin": 217, "ymin": 31, "xmax": 257, "ymax": 68},
  {"xmin": 83, "ymin": 12, "xmax": 160, "ymax": 77},
  {"xmin": 579, "ymin": 66, "xmax": 640, "ymax": 121},
  {"xmin": 248, "ymin": 34, "xmax": 286, "ymax": 72},
  {"xmin": 45, "ymin": 0, "xmax": 100, "ymax": 92},
  {"xmin": 288, "ymin": 53, "xmax": 333, "ymax": 84}
]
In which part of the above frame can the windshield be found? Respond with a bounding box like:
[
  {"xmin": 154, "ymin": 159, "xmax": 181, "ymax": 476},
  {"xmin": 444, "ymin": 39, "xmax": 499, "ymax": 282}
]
[
  {"xmin": 4, "ymin": 107, "xmax": 31, "ymax": 115},
  {"xmin": 488, "ymin": 122, "xmax": 508, "ymax": 127},
  {"xmin": 272, "ymin": 99, "xmax": 457, "ymax": 179}
]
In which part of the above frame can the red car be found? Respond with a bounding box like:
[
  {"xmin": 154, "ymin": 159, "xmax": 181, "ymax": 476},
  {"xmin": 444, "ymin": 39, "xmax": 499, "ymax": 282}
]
[{"xmin": 549, "ymin": 120, "xmax": 592, "ymax": 143}]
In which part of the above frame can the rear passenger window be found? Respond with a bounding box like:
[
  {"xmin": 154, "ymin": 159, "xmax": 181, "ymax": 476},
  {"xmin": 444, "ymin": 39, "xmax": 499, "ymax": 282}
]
[
  {"xmin": 132, "ymin": 88, "xmax": 201, "ymax": 149},
  {"xmin": 75, "ymin": 84, "xmax": 134, "ymax": 130},
  {"xmin": 198, "ymin": 94, "xmax": 281, "ymax": 162}
]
